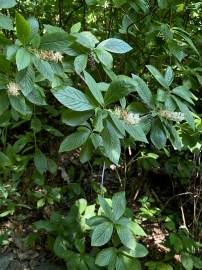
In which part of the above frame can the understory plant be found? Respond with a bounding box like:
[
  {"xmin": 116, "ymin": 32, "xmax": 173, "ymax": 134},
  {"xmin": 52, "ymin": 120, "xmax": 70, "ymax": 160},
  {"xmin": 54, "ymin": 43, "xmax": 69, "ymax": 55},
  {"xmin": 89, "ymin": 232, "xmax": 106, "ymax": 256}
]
[{"xmin": 0, "ymin": 0, "xmax": 201, "ymax": 269}]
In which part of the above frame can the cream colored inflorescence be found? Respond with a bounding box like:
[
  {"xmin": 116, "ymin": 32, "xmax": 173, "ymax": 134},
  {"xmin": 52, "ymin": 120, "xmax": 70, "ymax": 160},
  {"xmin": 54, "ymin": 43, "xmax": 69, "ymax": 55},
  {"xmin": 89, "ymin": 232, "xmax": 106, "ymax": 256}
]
[
  {"xmin": 113, "ymin": 106, "xmax": 140, "ymax": 125},
  {"xmin": 35, "ymin": 50, "xmax": 63, "ymax": 63},
  {"xmin": 7, "ymin": 82, "xmax": 20, "ymax": 96},
  {"xmin": 159, "ymin": 110, "xmax": 184, "ymax": 122}
]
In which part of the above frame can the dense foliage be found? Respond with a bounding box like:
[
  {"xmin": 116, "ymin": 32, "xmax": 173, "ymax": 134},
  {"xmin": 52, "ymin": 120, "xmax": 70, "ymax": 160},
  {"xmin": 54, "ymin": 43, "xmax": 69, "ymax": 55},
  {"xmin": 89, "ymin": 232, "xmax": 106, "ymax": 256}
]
[{"xmin": 0, "ymin": 0, "xmax": 201, "ymax": 269}]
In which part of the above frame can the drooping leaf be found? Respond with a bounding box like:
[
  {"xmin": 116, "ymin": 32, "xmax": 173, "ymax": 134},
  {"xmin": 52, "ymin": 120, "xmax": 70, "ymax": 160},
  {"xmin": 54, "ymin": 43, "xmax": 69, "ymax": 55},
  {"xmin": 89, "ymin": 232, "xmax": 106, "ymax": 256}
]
[
  {"xmin": 9, "ymin": 95, "xmax": 27, "ymax": 116},
  {"xmin": 16, "ymin": 47, "xmax": 31, "ymax": 71},
  {"xmin": 150, "ymin": 118, "xmax": 167, "ymax": 149},
  {"xmin": 104, "ymin": 78, "xmax": 136, "ymax": 105},
  {"xmin": 146, "ymin": 65, "xmax": 169, "ymax": 89},
  {"xmin": 59, "ymin": 128, "xmax": 91, "ymax": 152},
  {"xmin": 34, "ymin": 149, "xmax": 48, "ymax": 175},
  {"xmin": 32, "ymin": 56, "xmax": 54, "ymax": 81},
  {"xmin": 132, "ymin": 74, "xmax": 153, "ymax": 106},
  {"xmin": 102, "ymin": 120, "xmax": 121, "ymax": 164},
  {"xmin": 125, "ymin": 124, "xmax": 148, "ymax": 143},
  {"xmin": 83, "ymin": 71, "xmax": 104, "ymax": 105}
]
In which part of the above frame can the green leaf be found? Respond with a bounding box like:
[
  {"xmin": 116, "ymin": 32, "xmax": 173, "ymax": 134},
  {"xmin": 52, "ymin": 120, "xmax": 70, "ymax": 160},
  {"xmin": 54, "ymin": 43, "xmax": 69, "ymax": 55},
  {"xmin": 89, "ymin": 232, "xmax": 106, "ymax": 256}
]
[
  {"xmin": 26, "ymin": 85, "xmax": 47, "ymax": 105},
  {"xmin": 28, "ymin": 17, "xmax": 39, "ymax": 37},
  {"xmin": 104, "ymin": 78, "xmax": 136, "ymax": 105},
  {"xmin": 15, "ymin": 12, "xmax": 31, "ymax": 45},
  {"xmin": 110, "ymin": 113, "xmax": 125, "ymax": 136},
  {"xmin": 74, "ymin": 31, "xmax": 99, "ymax": 48},
  {"xmin": 132, "ymin": 74, "xmax": 153, "ymax": 106},
  {"xmin": 9, "ymin": 95, "xmax": 27, "ymax": 116},
  {"xmin": 121, "ymin": 243, "xmax": 148, "ymax": 258},
  {"xmin": 125, "ymin": 124, "xmax": 148, "ymax": 143},
  {"xmin": 52, "ymin": 86, "xmax": 95, "ymax": 111},
  {"xmin": 0, "ymin": 92, "xmax": 9, "ymax": 116},
  {"xmin": 16, "ymin": 48, "xmax": 31, "ymax": 71},
  {"xmin": 70, "ymin": 22, "xmax": 81, "ymax": 33},
  {"xmin": 163, "ymin": 122, "xmax": 182, "ymax": 150},
  {"xmin": 43, "ymin": 125, "xmax": 63, "ymax": 137},
  {"xmin": 0, "ymin": 54, "xmax": 10, "ymax": 73},
  {"xmin": 90, "ymin": 133, "xmax": 103, "ymax": 149},
  {"xmin": 54, "ymin": 236, "xmax": 68, "ymax": 259},
  {"xmin": 0, "ymin": 152, "xmax": 11, "ymax": 167},
  {"xmin": 102, "ymin": 121, "xmax": 121, "ymax": 164},
  {"xmin": 95, "ymin": 247, "xmax": 117, "ymax": 267},
  {"xmin": 34, "ymin": 150, "xmax": 48, "ymax": 175},
  {"xmin": 150, "ymin": 119, "xmax": 167, "ymax": 149},
  {"xmin": 171, "ymin": 86, "xmax": 194, "ymax": 105},
  {"xmin": 0, "ymin": 13, "xmax": 13, "ymax": 30},
  {"xmin": 156, "ymin": 263, "xmax": 173, "ymax": 270},
  {"xmin": 157, "ymin": 0, "xmax": 168, "ymax": 9},
  {"xmin": 95, "ymin": 48, "xmax": 113, "ymax": 68},
  {"xmin": 128, "ymin": 221, "xmax": 146, "ymax": 236},
  {"xmin": 16, "ymin": 66, "xmax": 35, "ymax": 96},
  {"xmin": 192, "ymin": 256, "xmax": 202, "ymax": 269},
  {"xmin": 80, "ymin": 140, "xmax": 93, "ymax": 163},
  {"xmin": 98, "ymin": 38, "xmax": 132, "ymax": 54},
  {"xmin": 62, "ymin": 109, "xmax": 92, "ymax": 127},
  {"xmin": 31, "ymin": 117, "xmax": 42, "ymax": 133},
  {"xmin": 83, "ymin": 71, "xmax": 104, "ymax": 105},
  {"xmin": 0, "ymin": 0, "xmax": 16, "ymax": 8},
  {"xmin": 181, "ymin": 253, "xmax": 194, "ymax": 270},
  {"xmin": 40, "ymin": 32, "xmax": 73, "ymax": 52},
  {"xmin": 74, "ymin": 54, "xmax": 88, "ymax": 74},
  {"xmin": 34, "ymin": 220, "xmax": 54, "ymax": 232},
  {"xmin": 32, "ymin": 56, "xmax": 54, "ymax": 81},
  {"xmin": 172, "ymin": 27, "xmax": 199, "ymax": 56},
  {"xmin": 146, "ymin": 65, "xmax": 169, "ymax": 89},
  {"xmin": 112, "ymin": 192, "xmax": 126, "ymax": 221},
  {"xmin": 59, "ymin": 128, "xmax": 91, "ymax": 152},
  {"xmin": 164, "ymin": 66, "xmax": 174, "ymax": 86},
  {"xmin": 173, "ymin": 96, "xmax": 195, "ymax": 129},
  {"xmin": 98, "ymin": 195, "xmax": 113, "ymax": 220},
  {"xmin": 116, "ymin": 225, "xmax": 137, "ymax": 249},
  {"xmin": 91, "ymin": 222, "xmax": 113, "ymax": 246}
]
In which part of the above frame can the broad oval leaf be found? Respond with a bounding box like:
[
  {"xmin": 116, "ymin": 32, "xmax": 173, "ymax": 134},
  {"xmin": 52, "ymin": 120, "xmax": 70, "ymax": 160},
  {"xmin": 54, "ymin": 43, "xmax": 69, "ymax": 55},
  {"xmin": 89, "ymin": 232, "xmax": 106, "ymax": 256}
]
[
  {"xmin": 51, "ymin": 86, "xmax": 96, "ymax": 111},
  {"xmin": 0, "ymin": 14, "xmax": 13, "ymax": 30},
  {"xmin": 16, "ymin": 47, "xmax": 31, "ymax": 71},
  {"xmin": 15, "ymin": 12, "xmax": 31, "ymax": 45},
  {"xmin": 104, "ymin": 78, "xmax": 137, "ymax": 105},
  {"xmin": 95, "ymin": 247, "xmax": 117, "ymax": 266},
  {"xmin": 59, "ymin": 129, "xmax": 91, "ymax": 152},
  {"xmin": 150, "ymin": 119, "xmax": 167, "ymax": 149},
  {"xmin": 91, "ymin": 222, "xmax": 113, "ymax": 246},
  {"xmin": 98, "ymin": 38, "xmax": 132, "ymax": 54},
  {"xmin": 116, "ymin": 225, "xmax": 137, "ymax": 250},
  {"xmin": 112, "ymin": 192, "xmax": 126, "ymax": 221},
  {"xmin": 0, "ymin": 0, "xmax": 16, "ymax": 8}
]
